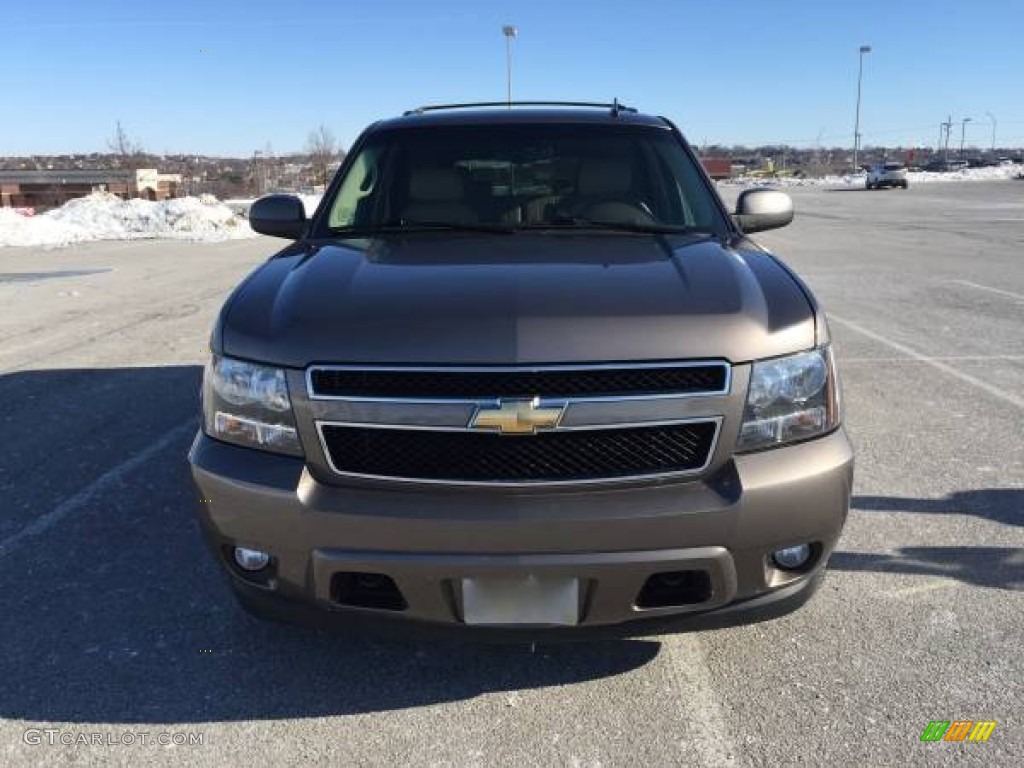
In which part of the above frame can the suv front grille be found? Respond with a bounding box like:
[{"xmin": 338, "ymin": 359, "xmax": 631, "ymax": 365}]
[
  {"xmin": 309, "ymin": 364, "xmax": 728, "ymax": 400},
  {"xmin": 319, "ymin": 421, "xmax": 718, "ymax": 484}
]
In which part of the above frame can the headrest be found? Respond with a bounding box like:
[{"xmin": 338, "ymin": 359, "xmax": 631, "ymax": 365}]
[
  {"xmin": 577, "ymin": 158, "xmax": 632, "ymax": 196},
  {"xmin": 408, "ymin": 167, "xmax": 464, "ymax": 201}
]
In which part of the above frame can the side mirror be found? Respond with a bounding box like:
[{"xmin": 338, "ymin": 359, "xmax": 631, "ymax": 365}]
[
  {"xmin": 733, "ymin": 189, "xmax": 794, "ymax": 234},
  {"xmin": 249, "ymin": 194, "xmax": 307, "ymax": 239}
]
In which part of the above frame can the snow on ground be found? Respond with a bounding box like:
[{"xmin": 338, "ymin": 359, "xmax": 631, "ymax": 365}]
[
  {"xmin": 0, "ymin": 192, "xmax": 256, "ymax": 248},
  {"xmin": 722, "ymin": 163, "xmax": 1024, "ymax": 188}
]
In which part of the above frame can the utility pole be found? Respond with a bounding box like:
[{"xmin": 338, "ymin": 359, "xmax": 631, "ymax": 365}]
[
  {"xmin": 985, "ymin": 112, "xmax": 996, "ymax": 153},
  {"xmin": 852, "ymin": 45, "xmax": 871, "ymax": 171},
  {"xmin": 959, "ymin": 117, "xmax": 972, "ymax": 160},
  {"xmin": 502, "ymin": 25, "xmax": 517, "ymax": 106}
]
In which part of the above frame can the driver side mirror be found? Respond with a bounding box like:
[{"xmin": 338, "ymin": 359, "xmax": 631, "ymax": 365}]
[
  {"xmin": 733, "ymin": 189, "xmax": 794, "ymax": 233},
  {"xmin": 249, "ymin": 194, "xmax": 308, "ymax": 239}
]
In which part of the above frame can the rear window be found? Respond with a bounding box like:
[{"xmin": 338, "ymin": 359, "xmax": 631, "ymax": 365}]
[
  {"xmin": 884, "ymin": 163, "xmax": 905, "ymax": 171},
  {"xmin": 322, "ymin": 123, "xmax": 723, "ymax": 233}
]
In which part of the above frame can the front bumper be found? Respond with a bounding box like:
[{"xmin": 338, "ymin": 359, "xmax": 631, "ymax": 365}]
[{"xmin": 189, "ymin": 428, "xmax": 853, "ymax": 634}]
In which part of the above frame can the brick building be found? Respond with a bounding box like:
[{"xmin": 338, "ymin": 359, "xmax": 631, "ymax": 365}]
[{"xmin": 0, "ymin": 168, "xmax": 181, "ymax": 209}]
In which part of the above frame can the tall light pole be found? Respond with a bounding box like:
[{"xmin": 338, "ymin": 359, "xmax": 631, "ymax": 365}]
[
  {"xmin": 984, "ymin": 111, "xmax": 997, "ymax": 152},
  {"xmin": 852, "ymin": 44, "xmax": 871, "ymax": 171},
  {"xmin": 502, "ymin": 25, "xmax": 517, "ymax": 107},
  {"xmin": 943, "ymin": 115, "xmax": 953, "ymax": 164},
  {"xmin": 959, "ymin": 117, "xmax": 972, "ymax": 159}
]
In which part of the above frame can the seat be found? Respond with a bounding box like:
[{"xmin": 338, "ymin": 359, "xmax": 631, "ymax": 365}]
[
  {"xmin": 400, "ymin": 167, "xmax": 478, "ymax": 224},
  {"xmin": 563, "ymin": 158, "xmax": 654, "ymax": 224}
]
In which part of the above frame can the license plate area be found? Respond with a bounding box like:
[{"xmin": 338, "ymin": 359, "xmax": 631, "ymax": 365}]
[{"xmin": 461, "ymin": 576, "xmax": 580, "ymax": 626}]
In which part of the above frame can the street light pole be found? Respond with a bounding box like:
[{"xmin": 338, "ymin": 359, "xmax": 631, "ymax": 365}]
[
  {"xmin": 940, "ymin": 115, "xmax": 954, "ymax": 165},
  {"xmin": 852, "ymin": 44, "xmax": 871, "ymax": 171},
  {"xmin": 502, "ymin": 25, "xmax": 517, "ymax": 107},
  {"xmin": 960, "ymin": 117, "xmax": 972, "ymax": 159},
  {"xmin": 984, "ymin": 111, "xmax": 996, "ymax": 152}
]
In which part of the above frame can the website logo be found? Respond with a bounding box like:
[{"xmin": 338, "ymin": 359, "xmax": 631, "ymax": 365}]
[{"xmin": 920, "ymin": 721, "xmax": 997, "ymax": 742}]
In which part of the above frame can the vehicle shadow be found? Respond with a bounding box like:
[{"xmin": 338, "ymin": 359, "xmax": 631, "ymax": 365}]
[
  {"xmin": 829, "ymin": 547, "xmax": 1023, "ymax": 591},
  {"xmin": 852, "ymin": 490, "xmax": 1023, "ymax": 527},
  {"xmin": 831, "ymin": 491, "xmax": 1024, "ymax": 590},
  {"xmin": 0, "ymin": 366, "xmax": 659, "ymax": 726}
]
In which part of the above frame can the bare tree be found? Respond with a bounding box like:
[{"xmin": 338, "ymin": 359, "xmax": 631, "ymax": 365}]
[
  {"xmin": 107, "ymin": 120, "xmax": 145, "ymax": 169},
  {"xmin": 306, "ymin": 124, "xmax": 338, "ymax": 187}
]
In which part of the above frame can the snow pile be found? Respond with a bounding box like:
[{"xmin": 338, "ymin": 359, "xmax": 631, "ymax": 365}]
[
  {"xmin": 723, "ymin": 163, "xmax": 1024, "ymax": 188},
  {"xmin": 223, "ymin": 194, "xmax": 323, "ymax": 218},
  {"xmin": 0, "ymin": 192, "xmax": 257, "ymax": 248}
]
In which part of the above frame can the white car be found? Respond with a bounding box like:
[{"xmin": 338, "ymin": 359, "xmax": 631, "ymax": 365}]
[{"xmin": 866, "ymin": 162, "xmax": 909, "ymax": 190}]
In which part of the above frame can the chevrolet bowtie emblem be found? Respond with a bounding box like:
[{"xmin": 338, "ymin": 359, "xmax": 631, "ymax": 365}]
[{"xmin": 470, "ymin": 398, "xmax": 565, "ymax": 435}]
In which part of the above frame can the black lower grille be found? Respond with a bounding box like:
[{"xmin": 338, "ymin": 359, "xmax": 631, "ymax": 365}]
[
  {"xmin": 309, "ymin": 364, "xmax": 728, "ymax": 399},
  {"xmin": 636, "ymin": 571, "xmax": 712, "ymax": 607},
  {"xmin": 320, "ymin": 421, "xmax": 718, "ymax": 483}
]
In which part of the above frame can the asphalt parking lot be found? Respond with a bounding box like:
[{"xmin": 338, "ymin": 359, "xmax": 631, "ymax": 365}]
[{"xmin": 1, "ymin": 180, "xmax": 1021, "ymax": 767}]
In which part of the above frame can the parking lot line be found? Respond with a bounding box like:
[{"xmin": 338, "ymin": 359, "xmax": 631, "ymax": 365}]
[
  {"xmin": 829, "ymin": 314, "xmax": 1024, "ymax": 410},
  {"xmin": 839, "ymin": 355, "xmax": 1024, "ymax": 364},
  {"xmin": 663, "ymin": 637, "xmax": 738, "ymax": 766},
  {"xmin": 883, "ymin": 579, "xmax": 961, "ymax": 600},
  {"xmin": 948, "ymin": 279, "xmax": 1024, "ymax": 302},
  {"xmin": 0, "ymin": 420, "xmax": 195, "ymax": 560}
]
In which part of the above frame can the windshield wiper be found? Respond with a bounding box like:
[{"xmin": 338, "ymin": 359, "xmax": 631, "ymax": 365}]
[
  {"xmin": 521, "ymin": 216, "xmax": 696, "ymax": 235},
  {"xmin": 330, "ymin": 220, "xmax": 516, "ymax": 236}
]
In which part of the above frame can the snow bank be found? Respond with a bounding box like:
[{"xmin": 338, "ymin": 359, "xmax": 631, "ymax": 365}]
[
  {"xmin": 223, "ymin": 194, "xmax": 323, "ymax": 218},
  {"xmin": 721, "ymin": 163, "xmax": 1024, "ymax": 188},
  {"xmin": 0, "ymin": 192, "xmax": 256, "ymax": 248}
]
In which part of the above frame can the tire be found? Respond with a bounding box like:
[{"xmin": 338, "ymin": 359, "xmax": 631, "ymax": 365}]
[
  {"xmin": 865, "ymin": 180, "xmax": 873, "ymax": 190},
  {"xmin": 901, "ymin": 181, "xmax": 909, "ymax": 189}
]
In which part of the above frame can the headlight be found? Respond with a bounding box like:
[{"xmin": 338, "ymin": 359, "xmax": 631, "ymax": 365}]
[
  {"xmin": 202, "ymin": 355, "xmax": 303, "ymax": 456},
  {"xmin": 737, "ymin": 346, "xmax": 840, "ymax": 451}
]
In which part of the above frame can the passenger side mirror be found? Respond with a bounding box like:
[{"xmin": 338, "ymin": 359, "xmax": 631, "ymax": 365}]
[
  {"xmin": 249, "ymin": 194, "xmax": 308, "ymax": 239},
  {"xmin": 733, "ymin": 189, "xmax": 794, "ymax": 233}
]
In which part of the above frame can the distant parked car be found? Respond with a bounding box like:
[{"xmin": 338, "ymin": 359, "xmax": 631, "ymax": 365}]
[
  {"xmin": 866, "ymin": 162, "xmax": 909, "ymax": 189},
  {"xmin": 922, "ymin": 159, "xmax": 968, "ymax": 173}
]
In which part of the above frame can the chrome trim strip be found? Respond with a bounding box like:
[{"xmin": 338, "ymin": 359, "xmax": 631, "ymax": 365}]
[
  {"xmin": 305, "ymin": 361, "xmax": 732, "ymax": 403},
  {"xmin": 314, "ymin": 414, "xmax": 719, "ymax": 433},
  {"xmin": 313, "ymin": 416, "xmax": 723, "ymax": 487}
]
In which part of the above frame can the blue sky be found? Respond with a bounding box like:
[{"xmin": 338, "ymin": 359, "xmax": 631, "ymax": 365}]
[{"xmin": 4, "ymin": 0, "xmax": 1023, "ymax": 156}]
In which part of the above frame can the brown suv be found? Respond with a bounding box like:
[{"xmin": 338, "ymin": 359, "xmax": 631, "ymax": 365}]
[{"xmin": 189, "ymin": 102, "xmax": 853, "ymax": 637}]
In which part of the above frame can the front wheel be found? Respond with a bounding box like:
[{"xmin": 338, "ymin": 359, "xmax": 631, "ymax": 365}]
[
  {"xmin": 865, "ymin": 180, "xmax": 873, "ymax": 190},
  {"xmin": 901, "ymin": 181, "xmax": 909, "ymax": 189}
]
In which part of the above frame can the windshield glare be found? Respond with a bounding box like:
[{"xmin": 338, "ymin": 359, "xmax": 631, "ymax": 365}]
[{"xmin": 324, "ymin": 124, "xmax": 722, "ymax": 233}]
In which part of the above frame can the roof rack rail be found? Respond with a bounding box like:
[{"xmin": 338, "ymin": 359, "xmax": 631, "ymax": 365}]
[{"xmin": 402, "ymin": 100, "xmax": 638, "ymax": 117}]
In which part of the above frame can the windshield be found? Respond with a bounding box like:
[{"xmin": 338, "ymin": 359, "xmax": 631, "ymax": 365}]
[{"xmin": 321, "ymin": 124, "xmax": 724, "ymax": 234}]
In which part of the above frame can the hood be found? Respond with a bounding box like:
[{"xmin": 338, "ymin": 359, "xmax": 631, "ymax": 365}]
[{"xmin": 221, "ymin": 234, "xmax": 815, "ymax": 367}]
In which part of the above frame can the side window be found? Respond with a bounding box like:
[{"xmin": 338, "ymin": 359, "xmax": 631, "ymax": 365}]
[{"xmin": 329, "ymin": 148, "xmax": 380, "ymax": 228}]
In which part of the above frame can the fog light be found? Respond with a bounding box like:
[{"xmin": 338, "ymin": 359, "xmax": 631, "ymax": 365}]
[
  {"xmin": 233, "ymin": 547, "xmax": 270, "ymax": 571},
  {"xmin": 773, "ymin": 544, "xmax": 811, "ymax": 570}
]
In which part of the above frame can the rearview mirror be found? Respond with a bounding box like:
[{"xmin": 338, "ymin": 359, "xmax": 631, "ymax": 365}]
[
  {"xmin": 733, "ymin": 189, "xmax": 794, "ymax": 233},
  {"xmin": 249, "ymin": 194, "xmax": 307, "ymax": 239}
]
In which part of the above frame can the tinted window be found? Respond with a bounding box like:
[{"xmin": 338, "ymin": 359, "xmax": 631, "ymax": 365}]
[{"xmin": 325, "ymin": 124, "xmax": 722, "ymax": 232}]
